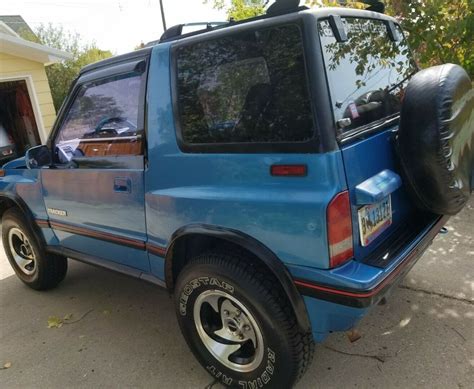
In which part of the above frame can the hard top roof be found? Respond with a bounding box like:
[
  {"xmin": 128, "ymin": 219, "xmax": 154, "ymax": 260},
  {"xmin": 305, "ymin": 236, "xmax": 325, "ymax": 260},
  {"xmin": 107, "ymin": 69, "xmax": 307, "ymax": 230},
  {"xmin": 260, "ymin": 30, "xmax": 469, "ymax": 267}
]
[{"xmin": 79, "ymin": 6, "xmax": 397, "ymax": 76}]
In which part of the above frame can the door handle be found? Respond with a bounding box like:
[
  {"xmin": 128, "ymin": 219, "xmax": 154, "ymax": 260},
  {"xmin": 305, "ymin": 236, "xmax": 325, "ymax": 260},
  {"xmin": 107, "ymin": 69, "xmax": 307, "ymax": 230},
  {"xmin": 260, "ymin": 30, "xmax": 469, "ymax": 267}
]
[{"xmin": 114, "ymin": 177, "xmax": 131, "ymax": 193}]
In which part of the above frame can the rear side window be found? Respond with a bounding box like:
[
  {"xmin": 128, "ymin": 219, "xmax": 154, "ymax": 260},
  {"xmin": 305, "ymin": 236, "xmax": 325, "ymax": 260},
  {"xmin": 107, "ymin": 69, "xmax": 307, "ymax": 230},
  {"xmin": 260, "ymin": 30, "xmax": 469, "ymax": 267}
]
[
  {"xmin": 319, "ymin": 18, "xmax": 416, "ymax": 133},
  {"xmin": 175, "ymin": 24, "xmax": 315, "ymax": 149}
]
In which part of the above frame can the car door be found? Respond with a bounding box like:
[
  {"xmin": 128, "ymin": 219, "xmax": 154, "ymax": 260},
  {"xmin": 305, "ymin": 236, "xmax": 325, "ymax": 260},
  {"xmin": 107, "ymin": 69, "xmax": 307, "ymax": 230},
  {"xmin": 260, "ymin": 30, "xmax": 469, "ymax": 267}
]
[{"xmin": 41, "ymin": 57, "xmax": 149, "ymax": 271}]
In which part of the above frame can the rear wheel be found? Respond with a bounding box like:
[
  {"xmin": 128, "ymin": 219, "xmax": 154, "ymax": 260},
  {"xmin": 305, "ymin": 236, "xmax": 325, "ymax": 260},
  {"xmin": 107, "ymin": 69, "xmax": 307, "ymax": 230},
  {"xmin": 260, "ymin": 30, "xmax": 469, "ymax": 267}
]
[
  {"xmin": 2, "ymin": 208, "xmax": 67, "ymax": 290},
  {"xmin": 174, "ymin": 250, "xmax": 314, "ymax": 388}
]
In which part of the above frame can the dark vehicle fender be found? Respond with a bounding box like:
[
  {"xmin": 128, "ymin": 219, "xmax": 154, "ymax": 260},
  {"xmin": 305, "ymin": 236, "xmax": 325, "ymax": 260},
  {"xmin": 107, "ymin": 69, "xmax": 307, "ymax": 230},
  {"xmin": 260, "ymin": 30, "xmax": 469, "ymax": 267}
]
[
  {"xmin": 165, "ymin": 224, "xmax": 311, "ymax": 332},
  {"xmin": 0, "ymin": 192, "xmax": 47, "ymax": 246}
]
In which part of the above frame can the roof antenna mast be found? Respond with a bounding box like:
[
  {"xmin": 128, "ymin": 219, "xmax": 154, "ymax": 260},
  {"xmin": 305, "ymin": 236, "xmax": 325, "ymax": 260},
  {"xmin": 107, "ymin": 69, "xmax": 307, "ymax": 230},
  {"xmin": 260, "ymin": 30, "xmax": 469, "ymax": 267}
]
[{"xmin": 159, "ymin": 0, "xmax": 167, "ymax": 31}]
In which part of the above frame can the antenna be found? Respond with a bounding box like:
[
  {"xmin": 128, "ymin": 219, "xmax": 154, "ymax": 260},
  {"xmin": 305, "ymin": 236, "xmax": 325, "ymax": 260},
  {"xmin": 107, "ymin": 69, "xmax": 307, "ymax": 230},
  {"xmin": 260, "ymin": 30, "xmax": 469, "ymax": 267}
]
[{"xmin": 159, "ymin": 0, "xmax": 167, "ymax": 31}]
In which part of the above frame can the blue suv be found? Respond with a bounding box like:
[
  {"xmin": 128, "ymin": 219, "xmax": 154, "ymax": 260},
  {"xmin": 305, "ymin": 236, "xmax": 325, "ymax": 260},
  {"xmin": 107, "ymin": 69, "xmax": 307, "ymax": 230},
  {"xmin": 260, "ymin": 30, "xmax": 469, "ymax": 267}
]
[{"xmin": 1, "ymin": 3, "xmax": 472, "ymax": 388}]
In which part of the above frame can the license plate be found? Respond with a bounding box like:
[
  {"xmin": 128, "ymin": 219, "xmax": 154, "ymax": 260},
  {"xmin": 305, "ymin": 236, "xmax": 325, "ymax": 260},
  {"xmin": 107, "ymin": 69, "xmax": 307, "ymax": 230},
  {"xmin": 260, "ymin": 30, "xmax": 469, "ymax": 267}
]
[{"xmin": 358, "ymin": 196, "xmax": 392, "ymax": 247}]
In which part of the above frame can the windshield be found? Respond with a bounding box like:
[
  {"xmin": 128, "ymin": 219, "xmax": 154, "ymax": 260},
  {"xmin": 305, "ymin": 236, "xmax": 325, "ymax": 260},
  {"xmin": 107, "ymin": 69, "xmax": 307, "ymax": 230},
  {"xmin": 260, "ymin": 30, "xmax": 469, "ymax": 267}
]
[{"xmin": 319, "ymin": 18, "xmax": 417, "ymax": 133}]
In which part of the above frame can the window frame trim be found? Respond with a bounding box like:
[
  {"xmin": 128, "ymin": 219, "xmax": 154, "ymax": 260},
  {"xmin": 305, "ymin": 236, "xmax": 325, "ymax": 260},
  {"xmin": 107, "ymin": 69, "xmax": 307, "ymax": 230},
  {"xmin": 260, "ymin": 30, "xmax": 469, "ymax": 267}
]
[
  {"xmin": 48, "ymin": 57, "xmax": 150, "ymax": 168},
  {"xmin": 170, "ymin": 21, "xmax": 321, "ymax": 154}
]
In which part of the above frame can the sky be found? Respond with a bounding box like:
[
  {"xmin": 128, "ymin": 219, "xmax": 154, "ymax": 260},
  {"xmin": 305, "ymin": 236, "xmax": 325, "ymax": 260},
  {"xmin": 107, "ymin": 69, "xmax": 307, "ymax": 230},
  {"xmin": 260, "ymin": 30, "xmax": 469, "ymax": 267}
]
[{"xmin": 0, "ymin": 0, "xmax": 229, "ymax": 54}]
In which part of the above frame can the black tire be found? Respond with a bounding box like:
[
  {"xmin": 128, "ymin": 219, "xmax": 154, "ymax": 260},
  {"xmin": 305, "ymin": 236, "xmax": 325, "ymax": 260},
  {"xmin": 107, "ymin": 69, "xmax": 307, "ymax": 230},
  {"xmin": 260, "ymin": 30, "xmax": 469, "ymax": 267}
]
[
  {"xmin": 398, "ymin": 63, "xmax": 473, "ymax": 215},
  {"xmin": 2, "ymin": 208, "xmax": 67, "ymax": 290},
  {"xmin": 174, "ymin": 250, "xmax": 314, "ymax": 388}
]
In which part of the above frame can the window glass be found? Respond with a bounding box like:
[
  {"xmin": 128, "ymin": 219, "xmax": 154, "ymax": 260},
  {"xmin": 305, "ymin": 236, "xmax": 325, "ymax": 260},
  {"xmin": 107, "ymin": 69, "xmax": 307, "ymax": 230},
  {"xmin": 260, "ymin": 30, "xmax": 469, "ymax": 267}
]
[
  {"xmin": 55, "ymin": 72, "xmax": 144, "ymax": 162},
  {"xmin": 176, "ymin": 25, "xmax": 315, "ymax": 145},
  {"xmin": 319, "ymin": 18, "xmax": 416, "ymax": 133}
]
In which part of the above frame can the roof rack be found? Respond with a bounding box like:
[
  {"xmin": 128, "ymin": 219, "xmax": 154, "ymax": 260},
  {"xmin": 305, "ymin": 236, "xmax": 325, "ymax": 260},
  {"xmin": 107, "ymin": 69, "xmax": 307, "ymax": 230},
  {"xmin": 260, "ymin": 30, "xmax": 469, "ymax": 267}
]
[
  {"xmin": 159, "ymin": 21, "xmax": 228, "ymax": 42},
  {"xmin": 155, "ymin": 0, "xmax": 307, "ymax": 44}
]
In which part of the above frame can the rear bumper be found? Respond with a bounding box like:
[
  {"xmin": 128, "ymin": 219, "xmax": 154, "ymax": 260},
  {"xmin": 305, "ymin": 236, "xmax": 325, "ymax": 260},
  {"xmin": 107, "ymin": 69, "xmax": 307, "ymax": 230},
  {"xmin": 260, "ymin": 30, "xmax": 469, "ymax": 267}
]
[{"xmin": 291, "ymin": 215, "xmax": 448, "ymax": 340}]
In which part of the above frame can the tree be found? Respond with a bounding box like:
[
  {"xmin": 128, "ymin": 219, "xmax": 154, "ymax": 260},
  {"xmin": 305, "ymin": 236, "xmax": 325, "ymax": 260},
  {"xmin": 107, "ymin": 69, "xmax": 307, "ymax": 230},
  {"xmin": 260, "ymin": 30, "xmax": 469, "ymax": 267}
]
[
  {"xmin": 208, "ymin": 0, "xmax": 473, "ymax": 77},
  {"xmin": 24, "ymin": 24, "xmax": 113, "ymax": 110},
  {"xmin": 206, "ymin": 0, "xmax": 267, "ymax": 20},
  {"xmin": 385, "ymin": 0, "xmax": 473, "ymax": 77},
  {"xmin": 311, "ymin": 1, "xmax": 474, "ymax": 77}
]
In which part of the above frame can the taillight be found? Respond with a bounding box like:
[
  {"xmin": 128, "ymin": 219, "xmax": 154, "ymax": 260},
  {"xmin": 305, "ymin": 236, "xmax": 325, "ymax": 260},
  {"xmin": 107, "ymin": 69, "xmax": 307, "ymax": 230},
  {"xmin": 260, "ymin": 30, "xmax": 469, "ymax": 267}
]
[
  {"xmin": 270, "ymin": 164, "xmax": 307, "ymax": 177},
  {"xmin": 327, "ymin": 190, "xmax": 353, "ymax": 268}
]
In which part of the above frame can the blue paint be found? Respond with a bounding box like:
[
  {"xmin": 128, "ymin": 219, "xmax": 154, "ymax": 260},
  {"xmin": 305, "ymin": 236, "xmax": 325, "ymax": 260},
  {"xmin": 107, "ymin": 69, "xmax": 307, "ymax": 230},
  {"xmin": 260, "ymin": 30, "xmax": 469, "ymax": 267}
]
[
  {"xmin": 41, "ymin": 168, "xmax": 150, "ymax": 271},
  {"xmin": 340, "ymin": 127, "xmax": 417, "ymax": 260},
  {"xmin": 0, "ymin": 40, "xmax": 446, "ymax": 344},
  {"xmin": 304, "ymin": 296, "xmax": 369, "ymax": 342},
  {"xmin": 287, "ymin": 213, "xmax": 438, "ymax": 291},
  {"xmin": 2, "ymin": 156, "xmax": 26, "ymax": 169},
  {"xmin": 149, "ymin": 253, "xmax": 166, "ymax": 281},
  {"xmin": 144, "ymin": 45, "xmax": 347, "ymax": 270}
]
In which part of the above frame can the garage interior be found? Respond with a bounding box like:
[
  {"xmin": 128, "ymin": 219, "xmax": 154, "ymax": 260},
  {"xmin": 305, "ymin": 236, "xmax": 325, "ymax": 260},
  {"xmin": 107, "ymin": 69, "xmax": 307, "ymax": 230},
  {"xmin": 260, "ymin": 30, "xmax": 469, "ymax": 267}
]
[{"xmin": 0, "ymin": 80, "xmax": 41, "ymax": 162}]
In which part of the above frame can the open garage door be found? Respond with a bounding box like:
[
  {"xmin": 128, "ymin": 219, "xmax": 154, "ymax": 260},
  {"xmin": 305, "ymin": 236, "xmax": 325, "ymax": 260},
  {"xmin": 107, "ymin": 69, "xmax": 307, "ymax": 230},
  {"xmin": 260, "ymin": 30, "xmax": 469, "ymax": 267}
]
[{"xmin": 0, "ymin": 80, "xmax": 41, "ymax": 163}]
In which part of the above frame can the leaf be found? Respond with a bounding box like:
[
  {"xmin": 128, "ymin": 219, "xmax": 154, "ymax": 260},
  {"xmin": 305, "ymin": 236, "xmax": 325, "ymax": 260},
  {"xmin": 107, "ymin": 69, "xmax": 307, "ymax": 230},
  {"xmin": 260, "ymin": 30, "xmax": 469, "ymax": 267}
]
[
  {"xmin": 63, "ymin": 313, "xmax": 73, "ymax": 321},
  {"xmin": 3, "ymin": 362, "xmax": 12, "ymax": 369},
  {"xmin": 47, "ymin": 316, "xmax": 63, "ymax": 328},
  {"xmin": 347, "ymin": 329, "xmax": 362, "ymax": 343}
]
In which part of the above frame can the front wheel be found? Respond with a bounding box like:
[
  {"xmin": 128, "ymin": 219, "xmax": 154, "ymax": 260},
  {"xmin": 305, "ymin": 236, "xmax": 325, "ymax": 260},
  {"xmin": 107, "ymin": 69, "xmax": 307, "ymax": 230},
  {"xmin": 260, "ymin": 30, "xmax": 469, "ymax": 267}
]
[
  {"xmin": 2, "ymin": 208, "xmax": 67, "ymax": 290},
  {"xmin": 174, "ymin": 251, "xmax": 314, "ymax": 388}
]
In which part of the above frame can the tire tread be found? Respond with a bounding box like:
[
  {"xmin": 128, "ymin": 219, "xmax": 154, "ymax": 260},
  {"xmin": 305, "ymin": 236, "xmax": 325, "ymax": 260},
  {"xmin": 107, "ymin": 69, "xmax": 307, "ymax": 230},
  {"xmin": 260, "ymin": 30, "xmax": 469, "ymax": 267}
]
[
  {"xmin": 2, "ymin": 208, "xmax": 67, "ymax": 290},
  {"xmin": 183, "ymin": 249, "xmax": 314, "ymax": 385}
]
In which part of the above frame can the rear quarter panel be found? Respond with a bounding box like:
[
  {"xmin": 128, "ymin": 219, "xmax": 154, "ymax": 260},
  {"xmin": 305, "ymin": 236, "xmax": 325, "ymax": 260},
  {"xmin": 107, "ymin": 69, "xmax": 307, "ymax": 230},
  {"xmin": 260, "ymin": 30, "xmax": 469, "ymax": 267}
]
[{"xmin": 144, "ymin": 44, "xmax": 347, "ymax": 270}]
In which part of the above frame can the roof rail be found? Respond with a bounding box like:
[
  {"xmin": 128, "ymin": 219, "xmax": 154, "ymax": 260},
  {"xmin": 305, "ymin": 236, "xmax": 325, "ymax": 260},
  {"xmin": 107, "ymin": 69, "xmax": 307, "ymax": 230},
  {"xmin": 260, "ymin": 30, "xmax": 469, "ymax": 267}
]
[
  {"xmin": 155, "ymin": 0, "xmax": 308, "ymax": 44},
  {"xmin": 159, "ymin": 21, "xmax": 228, "ymax": 42}
]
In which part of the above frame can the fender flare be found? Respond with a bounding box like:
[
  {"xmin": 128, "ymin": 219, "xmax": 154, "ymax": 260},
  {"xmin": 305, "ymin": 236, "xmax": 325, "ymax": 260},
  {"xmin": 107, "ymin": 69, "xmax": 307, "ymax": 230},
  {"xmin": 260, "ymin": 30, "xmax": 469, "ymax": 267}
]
[
  {"xmin": 165, "ymin": 224, "xmax": 311, "ymax": 332},
  {"xmin": 0, "ymin": 192, "xmax": 46, "ymax": 246}
]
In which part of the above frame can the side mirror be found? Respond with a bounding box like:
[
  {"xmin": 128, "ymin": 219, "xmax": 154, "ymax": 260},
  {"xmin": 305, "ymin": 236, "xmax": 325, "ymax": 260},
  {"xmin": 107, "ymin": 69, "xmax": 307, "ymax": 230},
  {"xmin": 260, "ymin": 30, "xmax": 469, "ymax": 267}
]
[{"xmin": 25, "ymin": 145, "xmax": 51, "ymax": 169}]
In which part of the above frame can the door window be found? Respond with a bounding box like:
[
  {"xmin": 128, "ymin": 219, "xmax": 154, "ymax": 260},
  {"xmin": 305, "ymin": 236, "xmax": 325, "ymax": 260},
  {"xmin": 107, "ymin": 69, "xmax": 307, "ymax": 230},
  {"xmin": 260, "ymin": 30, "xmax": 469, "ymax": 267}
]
[{"xmin": 55, "ymin": 71, "xmax": 145, "ymax": 163}]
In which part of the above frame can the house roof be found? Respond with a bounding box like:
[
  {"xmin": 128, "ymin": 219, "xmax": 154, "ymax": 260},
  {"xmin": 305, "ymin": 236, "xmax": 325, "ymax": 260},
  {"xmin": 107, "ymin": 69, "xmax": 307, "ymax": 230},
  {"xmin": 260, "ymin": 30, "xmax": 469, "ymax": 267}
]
[
  {"xmin": 0, "ymin": 20, "xmax": 20, "ymax": 37},
  {"xmin": 0, "ymin": 15, "xmax": 36, "ymax": 39},
  {"xmin": 0, "ymin": 20, "xmax": 71, "ymax": 64}
]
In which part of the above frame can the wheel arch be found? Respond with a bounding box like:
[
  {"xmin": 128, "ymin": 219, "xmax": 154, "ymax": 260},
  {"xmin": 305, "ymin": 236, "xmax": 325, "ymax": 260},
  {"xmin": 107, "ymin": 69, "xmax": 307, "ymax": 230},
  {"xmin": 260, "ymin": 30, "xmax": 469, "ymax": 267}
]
[
  {"xmin": 0, "ymin": 192, "xmax": 46, "ymax": 246},
  {"xmin": 165, "ymin": 224, "xmax": 311, "ymax": 332}
]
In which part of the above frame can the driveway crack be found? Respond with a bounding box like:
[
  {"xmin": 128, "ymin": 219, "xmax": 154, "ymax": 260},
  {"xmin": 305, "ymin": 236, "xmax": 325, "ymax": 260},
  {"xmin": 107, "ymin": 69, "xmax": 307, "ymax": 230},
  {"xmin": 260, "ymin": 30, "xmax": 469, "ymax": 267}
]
[{"xmin": 399, "ymin": 285, "xmax": 473, "ymax": 304}]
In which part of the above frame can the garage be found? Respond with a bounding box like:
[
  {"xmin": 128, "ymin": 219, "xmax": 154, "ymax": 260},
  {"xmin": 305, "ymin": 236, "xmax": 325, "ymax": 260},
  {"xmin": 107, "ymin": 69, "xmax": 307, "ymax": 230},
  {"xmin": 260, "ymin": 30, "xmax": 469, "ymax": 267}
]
[
  {"xmin": 0, "ymin": 16, "xmax": 71, "ymax": 163},
  {"xmin": 0, "ymin": 79, "xmax": 41, "ymax": 162}
]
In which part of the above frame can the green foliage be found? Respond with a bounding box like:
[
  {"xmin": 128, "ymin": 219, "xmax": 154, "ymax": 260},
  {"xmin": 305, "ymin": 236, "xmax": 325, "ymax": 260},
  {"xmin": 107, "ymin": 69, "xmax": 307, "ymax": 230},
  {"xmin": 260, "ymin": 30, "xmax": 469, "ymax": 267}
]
[
  {"xmin": 205, "ymin": 0, "xmax": 267, "ymax": 20},
  {"xmin": 312, "ymin": 0, "xmax": 474, "ymax": 77},
  {"xmin": 385, "ymin": 0, "xmax": 473, "ymax": 78},
  {"xmin": 25, "ymin": 24, "xmax": 113, "ymax": 111},
  {"xmin": 208, "ymin": 0, "xmax": 473, "ymax": 76}
]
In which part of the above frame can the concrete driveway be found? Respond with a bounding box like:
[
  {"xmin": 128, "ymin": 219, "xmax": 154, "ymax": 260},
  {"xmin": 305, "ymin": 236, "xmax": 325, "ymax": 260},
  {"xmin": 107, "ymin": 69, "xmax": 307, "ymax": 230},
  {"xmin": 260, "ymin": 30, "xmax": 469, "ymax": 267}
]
[{"xmin": 1, "ymin": 198, "xmax": 473, "ymax": 388}]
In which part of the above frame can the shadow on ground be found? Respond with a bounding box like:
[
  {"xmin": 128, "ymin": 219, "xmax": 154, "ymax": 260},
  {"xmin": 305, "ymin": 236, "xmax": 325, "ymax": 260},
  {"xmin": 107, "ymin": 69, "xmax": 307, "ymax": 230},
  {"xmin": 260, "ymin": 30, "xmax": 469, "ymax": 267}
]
[
  {"xmin": 0, "ymin": 199, "xmax": 473, "ymax": 388},
  {"xmin": 1, "ymin": 260, "xmax": 472, "ymax": 389}
]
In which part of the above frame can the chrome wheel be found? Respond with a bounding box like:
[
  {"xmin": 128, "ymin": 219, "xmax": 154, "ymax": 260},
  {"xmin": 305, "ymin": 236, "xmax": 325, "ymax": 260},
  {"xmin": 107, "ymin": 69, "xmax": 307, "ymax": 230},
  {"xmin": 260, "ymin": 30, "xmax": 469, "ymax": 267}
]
[
  {"xmin": 8, "ymin": 227, "xmax": 36, "ymax": 275},
  {"xmin": 194, "ymin": 290, "xmax": 264, "ymax": 373}
]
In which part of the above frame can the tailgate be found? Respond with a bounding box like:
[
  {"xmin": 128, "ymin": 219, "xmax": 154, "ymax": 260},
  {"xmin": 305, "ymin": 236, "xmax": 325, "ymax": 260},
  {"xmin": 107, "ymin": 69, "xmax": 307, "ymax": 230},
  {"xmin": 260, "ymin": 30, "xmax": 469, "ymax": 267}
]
[
  {"xmin": 340, "ymin": 126, "xmax": 432, "ymax": 264},
  {"xmin": 318, "ymin": 16, "xmax": 437, "ymax": 265}
]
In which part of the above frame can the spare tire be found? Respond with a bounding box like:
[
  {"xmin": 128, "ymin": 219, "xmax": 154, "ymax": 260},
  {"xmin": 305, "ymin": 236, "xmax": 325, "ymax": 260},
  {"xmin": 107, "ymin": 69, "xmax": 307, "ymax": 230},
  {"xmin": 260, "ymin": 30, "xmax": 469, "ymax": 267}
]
[{"xmin": 398, "ymin": 64, "xmax": 474, "ymax": 215}]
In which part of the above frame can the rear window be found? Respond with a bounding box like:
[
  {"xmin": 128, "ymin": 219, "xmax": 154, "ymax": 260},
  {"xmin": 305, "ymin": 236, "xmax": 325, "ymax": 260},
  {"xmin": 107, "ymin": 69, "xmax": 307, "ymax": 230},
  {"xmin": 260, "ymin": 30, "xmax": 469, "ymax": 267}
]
[
  {"xmin": 319, "ymin": 18, "xmax": 416, "ymax": 133},
  {"xmin": 175, "ymin": 24, "xmax": 315, "ymax": 149}
]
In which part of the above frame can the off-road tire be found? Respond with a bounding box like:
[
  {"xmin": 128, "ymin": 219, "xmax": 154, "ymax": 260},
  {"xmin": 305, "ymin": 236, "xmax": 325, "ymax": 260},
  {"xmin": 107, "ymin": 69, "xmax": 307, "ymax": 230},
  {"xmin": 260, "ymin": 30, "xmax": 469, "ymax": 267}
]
[
  {"xmin": 2, "ymin": 208, "xmax": 67, "ymax": 290},
  {"xmin": 174, "ymin": 250, "xmax": 314, "ymax": 388}
]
